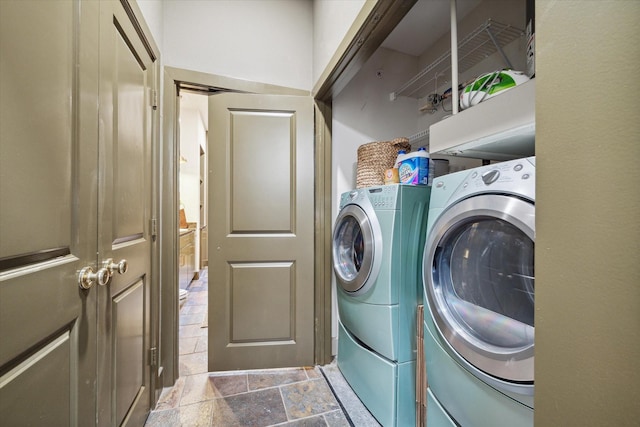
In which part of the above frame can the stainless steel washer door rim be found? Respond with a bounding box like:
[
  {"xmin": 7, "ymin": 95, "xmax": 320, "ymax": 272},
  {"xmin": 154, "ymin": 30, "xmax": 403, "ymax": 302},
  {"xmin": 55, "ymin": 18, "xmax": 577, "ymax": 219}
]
[
  {"xmin": 424, "ymin": 194, "xmax": 535, "ymax": 386},
  {"xmin": 332, "ymin": 204, "xmax": 383, "ymax": 295}
]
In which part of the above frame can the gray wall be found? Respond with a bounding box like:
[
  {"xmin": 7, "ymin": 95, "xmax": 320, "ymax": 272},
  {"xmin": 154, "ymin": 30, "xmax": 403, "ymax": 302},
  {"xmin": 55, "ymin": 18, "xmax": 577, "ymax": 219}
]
[
  {"xmin": 313, "ymin": 0, "xmax": 367, "ymax": 87},
  {"xmin": 161, "ymin": 0, "xmax": 313, "ymax": 91},
  {"xmin": 535, "ymin": 1, "xmax": 640, "ymax": 424}
]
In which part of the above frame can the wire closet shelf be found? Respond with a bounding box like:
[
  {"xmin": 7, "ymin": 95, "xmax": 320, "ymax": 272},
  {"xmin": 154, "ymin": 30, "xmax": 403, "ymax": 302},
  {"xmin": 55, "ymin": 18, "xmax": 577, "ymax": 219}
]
[{"xmin": 391, "ymin": 19, "xmax": 524, "ymax": 101}]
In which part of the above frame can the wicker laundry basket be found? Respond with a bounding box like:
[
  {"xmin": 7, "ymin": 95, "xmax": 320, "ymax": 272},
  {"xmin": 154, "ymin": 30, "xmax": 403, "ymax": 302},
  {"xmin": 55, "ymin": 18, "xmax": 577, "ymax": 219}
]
[{"xmin": 356, "ymin": 138, "xmax": 411, "ymax": 188}]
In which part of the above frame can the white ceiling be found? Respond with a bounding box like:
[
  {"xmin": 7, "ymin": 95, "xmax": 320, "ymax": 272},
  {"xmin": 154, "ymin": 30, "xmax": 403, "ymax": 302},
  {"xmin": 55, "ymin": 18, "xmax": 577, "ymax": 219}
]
[{"xmin": 381, "ymin": 0, "xmax": 481, "ymax": 57}]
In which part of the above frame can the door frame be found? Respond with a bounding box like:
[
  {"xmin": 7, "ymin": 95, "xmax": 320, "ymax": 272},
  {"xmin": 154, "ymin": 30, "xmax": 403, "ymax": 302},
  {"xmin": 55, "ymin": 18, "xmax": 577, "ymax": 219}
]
[
  {"xmin": 312, "ymin": 0, "xmax": 416, "ymax": 101},
  {"xmin": 160, "ymin": 67, "xmax": 333, "ymax": 386},
  {"xmin": 96, "ymin": 0, "xmax": 163, "ymax": 416},
  {"xmin": 312, "ymin": 0, "xmax": 417, "ymax": 355}
]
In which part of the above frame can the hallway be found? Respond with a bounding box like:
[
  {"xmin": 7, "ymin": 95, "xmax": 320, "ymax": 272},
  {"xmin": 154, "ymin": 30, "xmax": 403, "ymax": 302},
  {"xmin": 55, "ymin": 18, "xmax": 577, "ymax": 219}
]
[{"xmin": 145, "ymin": 270, "xmax": 378, "ymax": 426}]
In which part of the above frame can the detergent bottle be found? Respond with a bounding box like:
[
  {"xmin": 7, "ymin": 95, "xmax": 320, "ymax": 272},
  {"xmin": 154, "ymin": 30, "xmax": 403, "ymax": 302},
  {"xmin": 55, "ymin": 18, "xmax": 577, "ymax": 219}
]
[
  {"xmin": 418, "ymin": 147, "xmax": 435, "ymax": 185},
  {"xmin": 394, "ymin": 150, "xmax": 409, "ymax": 168},
  {"xmin": 399, "ymin": 147, "xmax": 432, "ymax": 185}
]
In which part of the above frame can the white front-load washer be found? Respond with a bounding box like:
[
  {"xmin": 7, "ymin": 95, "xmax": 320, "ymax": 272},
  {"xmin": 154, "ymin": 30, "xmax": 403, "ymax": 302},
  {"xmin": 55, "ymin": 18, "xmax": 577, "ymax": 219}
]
[{"xmin": 422, "ymin": 157, "xmax": 535, "ymax": 427}]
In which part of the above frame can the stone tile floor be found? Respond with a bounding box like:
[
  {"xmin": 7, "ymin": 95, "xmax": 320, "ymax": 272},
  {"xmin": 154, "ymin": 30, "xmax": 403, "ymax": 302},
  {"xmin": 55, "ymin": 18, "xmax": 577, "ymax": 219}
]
[{"xmin": 145, "ymin": 269, "xmax": 379, "ymax": 427}]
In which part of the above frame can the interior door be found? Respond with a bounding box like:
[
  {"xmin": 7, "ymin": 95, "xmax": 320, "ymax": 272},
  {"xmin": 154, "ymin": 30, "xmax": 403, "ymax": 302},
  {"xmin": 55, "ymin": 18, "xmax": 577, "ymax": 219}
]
[
  {"xmin": 0, "ymin": 1, "xmax": 156, "ymax": 426},
  {"xmin": 0, "ymin": 1, "xmax": 99, "ymax": 425},
  {"xmin": 208, "ymin": 93, "xmax": 315, "ymax": 370},
  {"xmin": 96, "ymin": 1, "xmax": 155, "ymax": 425}
]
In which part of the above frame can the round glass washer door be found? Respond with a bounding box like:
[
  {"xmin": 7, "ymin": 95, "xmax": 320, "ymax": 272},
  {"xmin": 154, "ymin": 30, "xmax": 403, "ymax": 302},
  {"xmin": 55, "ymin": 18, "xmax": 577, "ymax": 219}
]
[
  {"xmin": 332, "ymin": 204, "xmax": 382, "ymax": 295},
  {"xmin": 424, "ymin": 194, "xmax": 535, "ymax": 385}
]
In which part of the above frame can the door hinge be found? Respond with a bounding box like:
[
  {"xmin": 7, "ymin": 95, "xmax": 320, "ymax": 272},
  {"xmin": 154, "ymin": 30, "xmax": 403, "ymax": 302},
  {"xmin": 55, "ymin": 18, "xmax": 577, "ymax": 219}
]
[
  {"xmin": 149, "ymin": 347, "xmax": 158, "ymax": 367},
  {"xmin": 150, "ymin": 218, "xmax": 157, "ymax": 239},
  {"xmin": 150, "ymin": 89, "xmax": 158, "ymax": 110}
]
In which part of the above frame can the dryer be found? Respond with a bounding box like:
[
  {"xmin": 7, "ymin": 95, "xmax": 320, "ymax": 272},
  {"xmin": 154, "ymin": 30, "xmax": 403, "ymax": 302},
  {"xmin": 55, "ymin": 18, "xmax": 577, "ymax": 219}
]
[
  {"xmin": 422, "ymin": 157, "xmax": 535, "ymax": 427},
  {"xmin": 333, "ymin": 184, "xmax": 430, "ymax": 427}
]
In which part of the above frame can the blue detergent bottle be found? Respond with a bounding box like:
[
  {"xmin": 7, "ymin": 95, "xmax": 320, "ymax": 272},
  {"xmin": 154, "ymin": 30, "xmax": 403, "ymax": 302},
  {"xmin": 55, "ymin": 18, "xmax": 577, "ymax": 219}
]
[
  {"xmin": 399, "ymin": 147, "xmax": 432, "ymax": 185},
  {"xmin": 395, "ymin": 150, "xmax": 408, "ymax": 169}
]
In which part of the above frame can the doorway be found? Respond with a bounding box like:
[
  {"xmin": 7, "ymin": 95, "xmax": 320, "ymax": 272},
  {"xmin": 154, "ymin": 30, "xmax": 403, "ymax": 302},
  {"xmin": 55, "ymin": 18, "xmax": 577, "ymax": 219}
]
[
  {"xmin": 159, "ymin": 68, "xmax": 332, "ymax": 390},
  {"xmin": 177, "ymin": 89, "xmax": 210, "ymax": 375},
  {"xmin": 177, "ymin": 86, "xmax": 317, "ymax": 372}
]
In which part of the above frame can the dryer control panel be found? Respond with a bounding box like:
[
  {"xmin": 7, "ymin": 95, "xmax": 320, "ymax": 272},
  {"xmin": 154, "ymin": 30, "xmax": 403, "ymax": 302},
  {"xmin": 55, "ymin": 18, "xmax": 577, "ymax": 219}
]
[{"xmin": 432, "ymin": 157, "xmax": 535, "ymax": 207}]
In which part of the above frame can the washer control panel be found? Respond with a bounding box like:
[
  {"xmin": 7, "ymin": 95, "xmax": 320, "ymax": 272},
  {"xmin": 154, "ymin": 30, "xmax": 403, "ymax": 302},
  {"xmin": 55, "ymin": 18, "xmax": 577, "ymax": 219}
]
[
  {"xmin": 339, "ymin": 189, "xmax": 365, "ymax": 209},
  {"xmin": 339, "ymin": 185, "xmax": 399, "ymax": 209},
  {"xmin": 367, "ymin": 185, "xmax": 398, "ymax": 209}
]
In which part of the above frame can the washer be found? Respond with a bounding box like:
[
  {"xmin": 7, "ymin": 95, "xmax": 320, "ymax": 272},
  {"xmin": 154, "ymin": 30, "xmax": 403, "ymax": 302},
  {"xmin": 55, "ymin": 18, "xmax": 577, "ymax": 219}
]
[
  {"xmin": 333, "ymin": 184, "xmax": 430, "ymax": 427},
  {"xmin": 421, "ymin": 157, "xmax": 535, "ymax": 427}
]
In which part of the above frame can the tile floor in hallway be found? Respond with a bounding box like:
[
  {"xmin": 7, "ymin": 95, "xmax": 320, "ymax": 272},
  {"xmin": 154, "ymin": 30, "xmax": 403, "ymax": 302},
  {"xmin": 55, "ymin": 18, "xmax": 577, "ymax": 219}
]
[{"xmin": 145, "ymin": 269, "xmax": 379, "ymax": 427}]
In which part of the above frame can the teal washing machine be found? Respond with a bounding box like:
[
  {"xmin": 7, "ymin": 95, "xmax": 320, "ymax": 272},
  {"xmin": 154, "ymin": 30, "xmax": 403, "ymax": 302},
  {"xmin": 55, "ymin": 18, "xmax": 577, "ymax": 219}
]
[
  {"xmin": 422, "ymin": 157, "xmax": 536, "ymax": 427},
  {"xmin": 333, "ymin": 184, "xmax": 430, "ymax": 427}
]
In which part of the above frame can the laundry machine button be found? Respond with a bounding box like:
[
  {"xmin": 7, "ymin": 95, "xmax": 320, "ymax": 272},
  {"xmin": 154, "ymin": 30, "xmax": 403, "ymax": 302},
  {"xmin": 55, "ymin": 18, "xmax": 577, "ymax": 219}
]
[{"xmin": 514, "ymin": 163, "xmax": 523, "ymax": 172}]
